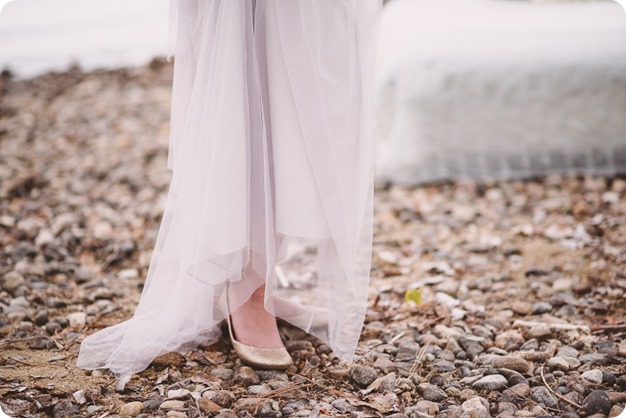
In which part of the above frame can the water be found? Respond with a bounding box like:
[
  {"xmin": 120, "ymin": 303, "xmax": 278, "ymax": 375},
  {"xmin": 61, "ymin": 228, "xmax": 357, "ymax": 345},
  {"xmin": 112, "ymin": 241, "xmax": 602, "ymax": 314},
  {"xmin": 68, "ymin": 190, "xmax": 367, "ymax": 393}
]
[{"xmin": 0, "ymin": 0, "xmax": 170, "ymax": 80}]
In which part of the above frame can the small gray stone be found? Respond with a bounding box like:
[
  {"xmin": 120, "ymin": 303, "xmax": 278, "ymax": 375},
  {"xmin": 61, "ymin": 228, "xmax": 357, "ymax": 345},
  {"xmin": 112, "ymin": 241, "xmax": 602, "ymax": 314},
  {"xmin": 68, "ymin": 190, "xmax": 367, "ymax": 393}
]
[
  {"xmin": 205, "ymin": 390, "xmax": 236, "ymax": 408},
  {"xmin": 87, "ymin": 405, "xmax": 103, "ymax": 415},
  {"xmin": 52, "ymin": 400, "xmax": 80, "ymax": 418},
  {"xmin": 579, "ymin": 353, "xmax": 608, "ymax": 366},
  {"xmin": 431, "ymin": 359, "xmax": 456, "ymax": 372},
  {"xmin": 423, "ymin": 385, "xmax": 448, "ymax": 402},
  {"xmin": 581, "ymin": 370, "xmax": 603, "ymax": 385},
  {"xmin": 497, "ymin": 401, "xmax": 518, "ymax": 415},
  {"xmin": 2, "ymin": 271, "xmax": 25, "ymax": 292},
  {"xmin": 502, "ymin": 383, "xmax": 530, "ymax": 399},
  {"xmin": 373, "ymin": 356, "xmax": 397, "ymax": 374},
  {"xmin": 247, "ymin": 384, "xmax": 272, "ymax": 396},
  {"xmin": 602, "ymin": 371, "xmax": 616, "ymax": 386},
  {"xmin": 34, "ymin": 310, "xmax": 49, "ymax": 326},
  {"xmin": 234, "ymin": 366, "xmax": 260, "ymax": 386},
  {"xmin": 557, "ymin": 346, "xmax": 580, "ymax": 358},
  {"xmin": 531, "ymin": 302, "xmax": 553, "ymax": 314},
  {"xmin": 547, "ymin": 356, "xmax": 570, "ymax": 372},
  {"xmin": 460, "ymin": 337, "xmax": 485, "ymax": 359},
  {"xmin": 142, "ymin": 399, "xmax": 162, "ymax": 411},
  {"xmin": 582, "ymin": 390, "xmax": 611, "ymax": 416},
  {"xmin": 210, "ymin": 367, "xmax": 234, "ymax": 380},
  {"xmin": 530, "ymin": 386, "xmax": 558, "ymax": 408},
  {"xmin": 350, "ymin": 365, "xmax": 378, "ymax": 388},
  {"xmin": 331, "ymin": 399, "xmax": 354, "ymax": 413},
  {"xmin": 395, "ymin": 341, "xmax": 421, "ymax": 362},
  {"xmin": 412, "ymin": 400, "xmax": 439, "ymax": 416},
  {"xmin": 461, "ymin": 397, "xmax": 490, "ymax": 418},
  {"xmin": 472, "ymin": 374, "xmax": 508, "ymax": 391}
]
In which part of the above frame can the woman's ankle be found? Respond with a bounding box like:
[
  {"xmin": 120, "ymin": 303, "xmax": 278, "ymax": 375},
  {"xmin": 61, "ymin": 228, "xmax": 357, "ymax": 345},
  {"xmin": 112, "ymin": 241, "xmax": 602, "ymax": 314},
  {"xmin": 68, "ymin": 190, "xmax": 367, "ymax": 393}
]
[{"xmin": 229, "ymin": 284, "xmax": 284, "ymax": 348}]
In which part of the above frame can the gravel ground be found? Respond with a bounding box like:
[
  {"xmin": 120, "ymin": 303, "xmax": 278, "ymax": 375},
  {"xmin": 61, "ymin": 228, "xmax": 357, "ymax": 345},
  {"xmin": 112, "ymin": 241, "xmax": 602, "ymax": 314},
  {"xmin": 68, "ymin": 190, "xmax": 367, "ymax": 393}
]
[{"xmin": 0, "ymin": 59, "xmax": 625, "ymax": 418}]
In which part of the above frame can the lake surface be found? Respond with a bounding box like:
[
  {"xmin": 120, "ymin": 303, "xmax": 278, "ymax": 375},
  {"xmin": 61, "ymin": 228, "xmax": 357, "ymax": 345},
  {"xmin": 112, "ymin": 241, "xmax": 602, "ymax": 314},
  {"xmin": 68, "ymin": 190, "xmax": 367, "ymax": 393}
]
[{"xmin": 0, "ymin": 0, "xmax": 170, "ymax": 80}]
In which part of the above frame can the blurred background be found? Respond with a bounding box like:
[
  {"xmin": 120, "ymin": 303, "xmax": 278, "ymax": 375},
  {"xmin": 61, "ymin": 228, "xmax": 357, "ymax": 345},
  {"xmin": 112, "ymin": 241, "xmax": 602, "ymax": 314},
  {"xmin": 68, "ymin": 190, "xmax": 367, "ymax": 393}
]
[{"xmin": 2, "ymin": 0, "xmax": 625, "ymax": 186}]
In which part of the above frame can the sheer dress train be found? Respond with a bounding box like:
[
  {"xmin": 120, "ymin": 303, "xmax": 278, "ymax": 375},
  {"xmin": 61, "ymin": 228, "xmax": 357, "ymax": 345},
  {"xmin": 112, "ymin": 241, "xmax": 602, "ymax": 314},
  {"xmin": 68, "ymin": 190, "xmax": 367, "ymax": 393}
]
[{"xmin": 76, "ymin": 0, "xmax": 382, "ymax": 391}]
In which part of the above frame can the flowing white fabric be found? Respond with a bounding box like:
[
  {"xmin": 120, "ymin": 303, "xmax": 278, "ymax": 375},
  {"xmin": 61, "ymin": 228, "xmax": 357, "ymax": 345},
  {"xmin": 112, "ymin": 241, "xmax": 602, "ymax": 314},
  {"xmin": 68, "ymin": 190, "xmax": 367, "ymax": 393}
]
[{"xmin": 76, "ymin": 0, "xmax": 382, "ymax": 391}]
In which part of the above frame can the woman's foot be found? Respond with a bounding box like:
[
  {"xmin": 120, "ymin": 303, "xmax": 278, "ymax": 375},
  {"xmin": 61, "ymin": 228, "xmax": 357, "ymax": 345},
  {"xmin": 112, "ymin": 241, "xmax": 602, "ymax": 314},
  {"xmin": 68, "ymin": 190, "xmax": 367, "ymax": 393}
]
[{"xmin": 229, "ymin": 284, "xmax": 285, "ymax": 349}]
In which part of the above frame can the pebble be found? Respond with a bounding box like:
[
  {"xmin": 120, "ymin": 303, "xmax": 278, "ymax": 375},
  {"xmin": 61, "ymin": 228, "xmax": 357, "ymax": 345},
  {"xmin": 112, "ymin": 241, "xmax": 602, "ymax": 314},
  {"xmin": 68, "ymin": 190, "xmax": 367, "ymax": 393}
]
[
  {"xmin": 395, "ymin": 341, "xmax": 421, "ymax": 361},
  {"xmin": 412, "ymin": 400, "xmax": 439, "ymax": 416},
  {"xmin": 119, "ymin": 402, "xmax": 143, "ymax": 417},
  {"xmin": 2, "ymin": 271, "xmax": 25, "ymax": 292},
  {"xmin": 433, "ymin": 324, "xmax": 463, "ymax": 341},
  {"xmin": 214, "ymin": 410, "xmax": 238, "ymax": 418},
  {"xmin": 373, "ymin": 356, "xmax": 397, "ymax": 373},
  {"xmin": 159, "ymin": 400, "xmax": 185, "ymax": 411},
  {"xmin": 511, "ymin": 301, "xmax": 532, "ymax": 315},
  {"xmin": 143, "ymin": 399, "xmax": 162, "ymax": 411},
  {"xmin": 472, "ymin": 374, "xmax": 508, "ymax": 391},
  {"xmin": 423, "ymin": 384, "xmax": 448, "ymax": 402},
  {"xmin": 530, "ymin": 387, "xmax": 558, "ymax": 408},
  {"xmin": 619, "ymin": 340, "xmax": 626, "ymax": 357},
  {"xmin": 234, "ymin": 366, "xmax": 260, "ymax": 386},
  {"xmin": 461, "ymin": 397, "xmax": 490, "ymax": 418},
  {"xmin": 601, "ymin": 371, "xmax": 616, "ymax": 386},
  {"xmin": 579, "ymin": 353, "xmax": 608, "ymax": 366},
  {"xmin": 494, "ymin": 330, "xmax": 524, "ymax": 349},
  {"xmin": 331, "ymin": 399, "xmax": 354, "ymax": 413},
  {"xmin": 502, "ymin": 383, "xmax": 530, "ymax": 399},
  {"xmin": 581, "ymin": 370, "xmax": 603, "ymax": 384},
  {"xmin": 432, "ymin": 359, "xmax": 456, "ymax": 372},
  {"xmin": 531, "ymin": 302, "xmax": 552, "ymax": 314},
  {"xmin": 491, "ymin": 356, "xmax": 529, "ymax": 373},
  {"xmin": 204, "ymin": 390, "xmax": 235, "ymax": 408},
  {"xmin": 582, "ymin": 390, "xmax": 611, "ymax": 416},
  {"xmin": 609, "ymin": 405, "xmax": 625, "ymax": 418},
  {"xmin": 349, "ymin": 365, "xmax": 378, "ymax": 388},
  {"xmin": 247, "ymin": 384, "xmax": 272, "ymax": 396},
  {"xmin": 86, "ymin": 405, "xmax": 103, "ymax": 415},
  {"xmin": 52, "ymin": 400, "xmax": 80, "ymax": 418},
  {"xmin": 151, "ymin": 352, "xmax": 185, "ymax": 367},
  {"xmin": 526, "ymin": 327, "xmax": 552, "ymax": 340},
  {"xmin": 547, "ymin": 356, "xmax": 570, "ymax": 372},
  {"xmin": 460, "ymin": 337, "xmax": 485, "ymax": 359},
  {"xmin": 66, "ymin": 312, "xmax": 86, "ymax": 327},
  {"xmin": 210, "ymin": 367, "xmax": 234, "ymax": 380},
  {"xmin": 72, "ymin": 389, "xmax": 86, "ymax": 404}
]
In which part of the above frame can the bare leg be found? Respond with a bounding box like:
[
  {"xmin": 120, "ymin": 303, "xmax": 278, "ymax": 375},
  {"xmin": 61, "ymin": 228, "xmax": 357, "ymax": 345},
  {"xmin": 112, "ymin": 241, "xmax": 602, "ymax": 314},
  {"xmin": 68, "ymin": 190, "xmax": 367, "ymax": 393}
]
[{"xmin": 229, "ymin": 283, "xmax": 284, "ymax": 349}]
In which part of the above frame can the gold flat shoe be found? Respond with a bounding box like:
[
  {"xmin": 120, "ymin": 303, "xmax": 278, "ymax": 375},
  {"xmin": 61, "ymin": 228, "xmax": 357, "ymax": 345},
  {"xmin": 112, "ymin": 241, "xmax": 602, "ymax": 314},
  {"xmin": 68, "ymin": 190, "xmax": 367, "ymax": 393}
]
[{"xmin": 218, "ymin": 289, "xmax": 293, "ymax": 370}]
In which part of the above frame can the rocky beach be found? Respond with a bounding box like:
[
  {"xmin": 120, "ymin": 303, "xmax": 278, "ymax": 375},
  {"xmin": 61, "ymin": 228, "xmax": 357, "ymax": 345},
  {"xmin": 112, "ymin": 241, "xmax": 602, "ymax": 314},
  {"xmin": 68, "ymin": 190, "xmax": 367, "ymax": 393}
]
[{"xmin": 0, "ymin": 59, "xmax": 625, "ymax": 418}]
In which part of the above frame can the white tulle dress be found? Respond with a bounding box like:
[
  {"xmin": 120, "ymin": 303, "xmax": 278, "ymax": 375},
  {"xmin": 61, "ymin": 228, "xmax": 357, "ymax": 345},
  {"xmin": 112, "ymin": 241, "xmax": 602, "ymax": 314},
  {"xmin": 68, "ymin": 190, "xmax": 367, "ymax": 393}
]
[{"xmin": 76, "ymin": 0, "xmax": 382, "ymax": 391}]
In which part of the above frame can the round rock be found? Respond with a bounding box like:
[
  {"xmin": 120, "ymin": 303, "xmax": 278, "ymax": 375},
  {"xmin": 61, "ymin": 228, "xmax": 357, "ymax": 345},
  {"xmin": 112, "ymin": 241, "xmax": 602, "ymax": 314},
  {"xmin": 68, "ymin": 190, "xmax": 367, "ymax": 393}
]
[
  {"xmin": 472, "ymin": 374, "xmax": 508, "ymax": 391},
  {"xmin": 530, "ymin": 386, "xmax": 558, "ymax": 408},
  {"xmin": 423, "ymin": 385, "xmax": 448, "ymax": 402},
  {"xmin": 349, "ymin": 365, "xmax": 378, "ymax": 388},
  {"xmin": 234, "ymin": 366, "xmax": 260, "ymax": 386},
  {"xmin": 582, "ymin": 390, "xmax": 611, "ymax": 416},
  {"xmin": 581, "ymin": 370, "xmax": 603, "ymax": 385},
  {"xmin": 119, "ymin": 401, "xmax": 143, "ymax": 417},
  {"xmin": 492, "ymin": 356, "xmax": 530, "ymax": 373}
]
